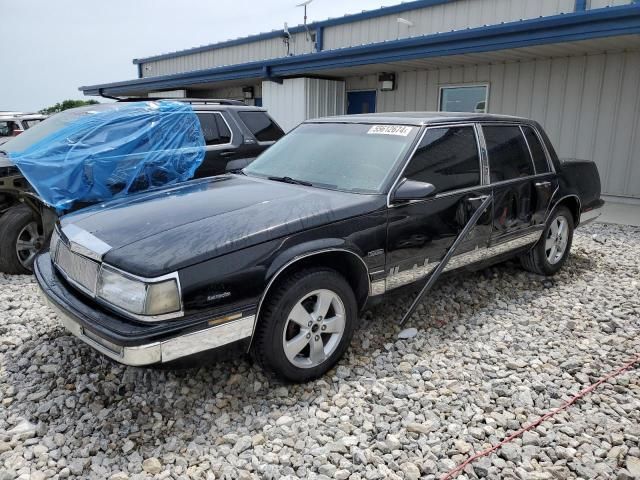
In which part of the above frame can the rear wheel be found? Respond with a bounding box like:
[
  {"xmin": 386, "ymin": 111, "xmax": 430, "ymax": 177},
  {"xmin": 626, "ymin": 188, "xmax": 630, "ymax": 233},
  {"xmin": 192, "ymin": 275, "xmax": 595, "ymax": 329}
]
[
  {"xmin": 0, "ymin": 205, "xmax": 45, "ymax": 274},
  {"xmin": 520, "ymin": 206, "xmax": 574, "ymax": 276},
  {"xmin": 252, "ymin": 268, "xmax": 357, "ymax": 382}
]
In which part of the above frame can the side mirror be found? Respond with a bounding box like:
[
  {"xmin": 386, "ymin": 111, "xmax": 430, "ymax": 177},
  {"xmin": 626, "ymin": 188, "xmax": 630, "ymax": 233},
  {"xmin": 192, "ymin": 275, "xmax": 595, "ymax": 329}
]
[{"xmin": 392, "ymin": 179, "xmax": 437, "ymax": 202}]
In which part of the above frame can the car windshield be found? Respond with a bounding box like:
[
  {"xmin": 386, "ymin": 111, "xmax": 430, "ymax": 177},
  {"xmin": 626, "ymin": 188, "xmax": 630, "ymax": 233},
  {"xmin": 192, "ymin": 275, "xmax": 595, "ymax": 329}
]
[
  {"xmin": 1, "ymin": 104, "xmax": 120, "ymax": 153},
  {"xmin": 243, "ymin": 122, "xmax": 419, "ymax": 194}
]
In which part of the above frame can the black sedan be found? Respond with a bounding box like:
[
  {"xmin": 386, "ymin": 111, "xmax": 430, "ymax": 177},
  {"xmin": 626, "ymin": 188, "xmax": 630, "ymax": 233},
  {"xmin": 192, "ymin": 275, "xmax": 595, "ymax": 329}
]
[{"xmin": 35, "ymin": 113, "xmax": 604, "ymax": 382}]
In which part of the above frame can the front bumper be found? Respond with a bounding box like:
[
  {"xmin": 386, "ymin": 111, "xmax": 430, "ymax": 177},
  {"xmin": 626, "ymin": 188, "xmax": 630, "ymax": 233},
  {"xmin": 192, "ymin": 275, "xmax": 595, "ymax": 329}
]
[{"xmin": 35, "ymin": 254, "xmax": 255, "ymax": 366}]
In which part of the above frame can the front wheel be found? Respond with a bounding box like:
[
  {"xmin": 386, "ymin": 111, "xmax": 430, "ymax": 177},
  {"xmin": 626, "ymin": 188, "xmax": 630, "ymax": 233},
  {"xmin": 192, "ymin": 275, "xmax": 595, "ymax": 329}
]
[
  {"xmin": 520, "ymin": 205, "xmax": 574, "ymax": 276},
  {"xmin": 0, "ymin": 205, "xmax": 45, "ymax": 274},
  {"xmin": 251, "ymin": 268, "xmax": 357, "ymax": 382}
]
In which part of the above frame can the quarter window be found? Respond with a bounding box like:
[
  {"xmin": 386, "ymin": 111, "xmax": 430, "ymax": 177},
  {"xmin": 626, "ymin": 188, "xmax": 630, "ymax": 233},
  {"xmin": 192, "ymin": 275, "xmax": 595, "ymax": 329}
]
[
  {"xmin": 483, "ymin": 125, "xmax": 534, "ymax": 182},
  {"xmin": 196, "ymin": 112, "xmax": 231, "ymax": 146},
  {"xmin": 238, "ymin": 111, "xmax": 284, "ymax": 142},
  {"xmin": 404, "ymin": 126, "xmax": 481, "ymax": 193},
  {"xmin": 522, "ymin": 126, "xmax": 550, "ymax": 174},
  {"xmin": 440, "ymin": 85, "xmax": 488, "ymax": 113}
]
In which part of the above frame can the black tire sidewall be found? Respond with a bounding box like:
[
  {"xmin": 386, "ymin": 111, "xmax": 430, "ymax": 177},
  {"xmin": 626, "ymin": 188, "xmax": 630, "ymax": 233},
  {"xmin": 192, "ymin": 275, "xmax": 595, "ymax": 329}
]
[
  {"xmin": 536, "ymin": 206, "xmax": 574, "ymax": 275},
  {"xmin": 0, "ymin": 205, "xmax": 40, "ymax": 274},
  {"xmin": 258, "ymin": 269, "xmax": 357, "ymax": 382}
]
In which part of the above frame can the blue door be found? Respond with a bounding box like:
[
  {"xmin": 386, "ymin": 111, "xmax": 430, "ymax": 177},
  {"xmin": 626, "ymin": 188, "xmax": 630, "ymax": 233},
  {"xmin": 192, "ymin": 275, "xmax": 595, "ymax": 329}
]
[{"xmin": 347, "ymin": 90, "xmax": 376, "ymax": 114}]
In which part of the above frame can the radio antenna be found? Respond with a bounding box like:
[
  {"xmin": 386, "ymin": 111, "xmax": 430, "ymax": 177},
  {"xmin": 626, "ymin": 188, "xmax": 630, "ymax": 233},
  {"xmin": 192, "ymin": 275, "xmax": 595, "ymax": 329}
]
[{"xmin": 296, "ymin": 0, "xmax": 314, "ymax": 42}]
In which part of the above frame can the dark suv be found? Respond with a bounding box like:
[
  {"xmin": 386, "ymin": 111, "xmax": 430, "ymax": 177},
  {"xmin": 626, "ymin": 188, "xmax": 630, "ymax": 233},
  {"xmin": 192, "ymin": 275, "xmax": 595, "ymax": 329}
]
[
  {"xmin": 182, "ymin": 99, "xmax": 285, "ymax": 177},
  {"xmin": 0, "ymin": 99, "xmax": 284, "ymax": 274}
]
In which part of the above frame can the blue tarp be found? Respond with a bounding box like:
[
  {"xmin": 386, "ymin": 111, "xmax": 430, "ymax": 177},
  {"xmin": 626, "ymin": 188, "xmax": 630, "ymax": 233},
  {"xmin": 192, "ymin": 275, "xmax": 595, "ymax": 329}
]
[{"xmin": 6, "ymin": 101, "xmax": 205, "ymax": 212}]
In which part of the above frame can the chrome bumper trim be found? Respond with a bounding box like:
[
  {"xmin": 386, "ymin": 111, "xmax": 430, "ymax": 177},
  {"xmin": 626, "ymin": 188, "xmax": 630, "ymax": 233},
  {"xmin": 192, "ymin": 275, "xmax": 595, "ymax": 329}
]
[
  {"xmin": 42, "ymin": 292, "xmax": 253, "ymax": 366},
  {"xmin": 579, "ymin": 209, "xmax": 601, "ymax": 227},
  {"xmin": 375, "ymin": 230, "xmax": 543, "ymax": 295}
]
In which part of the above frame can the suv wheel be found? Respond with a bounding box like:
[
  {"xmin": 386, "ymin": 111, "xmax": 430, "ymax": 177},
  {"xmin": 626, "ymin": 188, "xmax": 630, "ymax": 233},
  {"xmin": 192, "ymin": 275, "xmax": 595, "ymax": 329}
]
[
  {"xmin": 0, "ymin": 205, "xmax": 45, "ymax": 274},
  {"xmin": 252, "ymin": 268, "xmax": 357, "ymax": 382},
  {"xmin": 520, "ymin": 206, "xmax": 574, "ymax": 276}
]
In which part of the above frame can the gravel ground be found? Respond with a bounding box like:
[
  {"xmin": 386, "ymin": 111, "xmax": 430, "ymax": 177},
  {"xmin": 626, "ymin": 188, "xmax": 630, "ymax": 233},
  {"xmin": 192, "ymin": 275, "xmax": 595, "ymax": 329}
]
[{"xmin": 1, "ymin": 222, "xmax": 639, "ymax": 480}]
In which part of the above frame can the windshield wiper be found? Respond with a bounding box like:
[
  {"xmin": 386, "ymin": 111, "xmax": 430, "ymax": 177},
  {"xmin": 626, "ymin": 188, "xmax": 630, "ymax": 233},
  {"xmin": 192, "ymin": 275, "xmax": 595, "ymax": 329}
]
[{"xmin": 268, "ymin": 176, "xmax": 313, "ymax": 187}]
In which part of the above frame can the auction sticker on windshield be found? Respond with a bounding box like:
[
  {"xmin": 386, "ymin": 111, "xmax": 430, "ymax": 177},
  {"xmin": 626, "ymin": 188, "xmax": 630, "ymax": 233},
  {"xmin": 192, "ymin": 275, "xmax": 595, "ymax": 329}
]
[{"xmin": 367, "ymin": 125, "xmax": 414, "ymax": 136}]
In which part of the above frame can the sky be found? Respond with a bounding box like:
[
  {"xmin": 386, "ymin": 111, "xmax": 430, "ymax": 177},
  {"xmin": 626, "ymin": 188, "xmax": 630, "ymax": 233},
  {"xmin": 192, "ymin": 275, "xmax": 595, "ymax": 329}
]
[{"xmin": 1, "ymin": 0, "xmax": 401, "ymax": 112}]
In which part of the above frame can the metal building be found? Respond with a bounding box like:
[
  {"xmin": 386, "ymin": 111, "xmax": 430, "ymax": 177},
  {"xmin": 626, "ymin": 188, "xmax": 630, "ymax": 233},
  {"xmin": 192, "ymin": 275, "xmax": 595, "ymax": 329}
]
[{"xmin": 81, "ymin": 0, "xmax": 640, "ymax": 203}]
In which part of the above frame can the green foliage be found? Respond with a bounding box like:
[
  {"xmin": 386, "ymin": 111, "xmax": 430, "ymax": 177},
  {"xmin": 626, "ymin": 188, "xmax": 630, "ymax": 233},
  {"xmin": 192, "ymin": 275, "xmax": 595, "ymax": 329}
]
[{"xmin": 39, "ymin": 99, "xmax": 100, "ymax": 115}]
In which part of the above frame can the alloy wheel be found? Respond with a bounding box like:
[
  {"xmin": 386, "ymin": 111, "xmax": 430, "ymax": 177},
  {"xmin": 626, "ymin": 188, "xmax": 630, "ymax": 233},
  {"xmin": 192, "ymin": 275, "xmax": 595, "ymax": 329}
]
[
  {"xmin": 545, "ymin": 215, "xmax": 569, "ymax": 265},
  {"xmin": 282, "ymin": 289, "xmax": 346, "ymax": 369},
  {"xmin": 15, "ymin": 221, "xmax": 44, "ymax": 270}
]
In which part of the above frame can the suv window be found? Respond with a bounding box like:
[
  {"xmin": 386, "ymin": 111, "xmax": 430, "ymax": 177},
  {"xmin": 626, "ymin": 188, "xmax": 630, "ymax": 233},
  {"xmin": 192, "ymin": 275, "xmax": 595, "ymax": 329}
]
[
  {"xmin": 196, "ymin": 112, "xmax": 231, "ymax": 146},
  {"xmin": 404, "ymin": 126, "xmax": 480, "ymax": 194},
  {"xmin": 483, "ymin": 125, "xmax": 534, "ymax": 182},
  {"xmin": 22, "ymin": 119, "xmax": 43, "ymax": 129},
  {"xmin": 215, "ymin": 114, "xmax": 231, "ymax": 144},
  {"xmin": 522, "ymin": 126, "xmax": 550, "ymax": 174},
  {"xmin": 0, "ymin": 121, "xmax": 19, "ymax": 137},
  {"xmin": 238, "ymin": 111, "xmax": 283, "ymax": 142}
]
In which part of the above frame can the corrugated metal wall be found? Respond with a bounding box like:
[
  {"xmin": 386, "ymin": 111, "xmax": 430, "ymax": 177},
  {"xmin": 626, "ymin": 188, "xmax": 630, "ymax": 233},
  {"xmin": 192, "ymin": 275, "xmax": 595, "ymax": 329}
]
[
  {"xmin": 138, "ymin": 0, "xmax": 634, "ymax": 78},
  {"xmin": 262, "ymin": 78, "xmax": 345, "ymax": 132},
  {"xmin": 590, "ymin": 0, "xmax": 633, "ymax": 8},
  {"xmin": 345, "ymin": 51, "xmax": 640, "ymax": 199},
  {"xmin": 323, "ymin": 0, "xmax": 575, "ymax": 50},
  {"xmin": 142, "ymin": 32, "xmax": 312, "ymax": 78},
  {"xmin": 190, "ymin": 84, "xmax": 263, "ymax": 101}
]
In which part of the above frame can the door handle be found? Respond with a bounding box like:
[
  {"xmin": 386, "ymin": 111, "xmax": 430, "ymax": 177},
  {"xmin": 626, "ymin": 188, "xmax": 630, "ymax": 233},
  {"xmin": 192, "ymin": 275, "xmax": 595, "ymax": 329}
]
[
  {"xmin": 219, "ymin": 151, "xmax": 234, "ymax": 157},
  {"xmin": 467, "ymin": 195, "xmax": 489, "ymax": 202},
  {"xmin": 535, "ymin": 181, "xmax": 552, "ymax": 187}
]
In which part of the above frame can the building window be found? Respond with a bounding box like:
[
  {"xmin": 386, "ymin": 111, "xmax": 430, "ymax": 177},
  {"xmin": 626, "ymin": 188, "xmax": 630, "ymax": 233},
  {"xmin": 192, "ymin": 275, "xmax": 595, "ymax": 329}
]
[{"xmin": 439, "ymin": 85, "xmax": 489, "ymax": 113}]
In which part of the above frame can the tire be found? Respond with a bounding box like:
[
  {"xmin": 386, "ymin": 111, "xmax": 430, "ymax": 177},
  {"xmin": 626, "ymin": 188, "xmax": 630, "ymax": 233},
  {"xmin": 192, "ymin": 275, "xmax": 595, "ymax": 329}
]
[
  {"xmin": 520, "ymin": 205, "xmax": 574, "ymax": 276},
  {"xmin": 251, "ymin": 267, "xmax": 358, "ymax": 383},
  {"xmin": 0, "ymin": 205, "xmax": 45, "ymax": 274}
]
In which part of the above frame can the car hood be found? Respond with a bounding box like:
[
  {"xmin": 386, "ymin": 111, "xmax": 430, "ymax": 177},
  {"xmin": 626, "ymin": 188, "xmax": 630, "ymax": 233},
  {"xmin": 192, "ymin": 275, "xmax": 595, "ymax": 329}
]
[{"xmin": 60, "ymin": 175, "xmax": 385, "ymax": 277}]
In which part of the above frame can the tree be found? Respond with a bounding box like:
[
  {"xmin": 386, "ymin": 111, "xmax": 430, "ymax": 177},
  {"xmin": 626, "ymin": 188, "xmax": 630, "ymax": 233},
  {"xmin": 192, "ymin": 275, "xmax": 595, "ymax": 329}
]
[{"xmin": 39, "ymin": 99, "xmax": 100, "ymax": 115}]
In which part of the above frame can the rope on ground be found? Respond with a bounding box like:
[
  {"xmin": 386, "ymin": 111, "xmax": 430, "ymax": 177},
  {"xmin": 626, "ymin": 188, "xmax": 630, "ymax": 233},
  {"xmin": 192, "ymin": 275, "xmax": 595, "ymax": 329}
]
[{"xmin": 440, "ymin": 352, "xmax": 640, "ymax": 480}]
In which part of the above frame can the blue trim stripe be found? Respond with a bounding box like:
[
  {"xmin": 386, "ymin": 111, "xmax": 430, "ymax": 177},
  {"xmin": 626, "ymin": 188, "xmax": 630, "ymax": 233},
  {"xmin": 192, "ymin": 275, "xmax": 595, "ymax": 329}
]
[
  {"xmin": 132, "ymin": 0, "xmax": 456, "ymax": 64},
  {"xmin": 81, "ymin": 4, "xmax": 640, "ymax": 96},
  {"xmin": 316, "ymin": 26, "xmax": 324, "ymax": 52},
  {"xmin": 575, "ymin": 0, "xmax": 588, "ymax": 11}
]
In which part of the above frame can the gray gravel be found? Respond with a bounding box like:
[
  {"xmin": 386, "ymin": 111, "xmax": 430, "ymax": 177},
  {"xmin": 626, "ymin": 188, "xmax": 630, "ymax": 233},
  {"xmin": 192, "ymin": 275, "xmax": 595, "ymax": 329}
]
[{"xmin": 1, "ymin": 223, "xmax": 639, "ymax": 480}]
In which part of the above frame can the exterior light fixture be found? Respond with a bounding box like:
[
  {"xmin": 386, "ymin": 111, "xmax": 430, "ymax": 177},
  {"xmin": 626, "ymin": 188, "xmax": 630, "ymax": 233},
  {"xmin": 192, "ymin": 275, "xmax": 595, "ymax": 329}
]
[
  {"xmin": 379, "ymin": 73, "xmax": 396, "ymax": 92},
  {"xmin": 242, "ymin": 86, "xmax": 255, "ymax": 100}
]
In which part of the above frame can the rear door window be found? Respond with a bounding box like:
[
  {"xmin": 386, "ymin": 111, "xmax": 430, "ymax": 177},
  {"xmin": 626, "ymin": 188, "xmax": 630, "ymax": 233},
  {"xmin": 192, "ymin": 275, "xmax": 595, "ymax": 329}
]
[
  {"xmin": 522, "ymin": 126, "xmax": 550, "ymax": 174},
  {"xmin": 22, "ymin": 119, "xmax": 43, "ymax": 129},
  {"xmin": 404, "ymin": 126, "xmax": 480, "ymax": 194},
  {"xmin": 237, "ymin": 111, "xmax": 284, "ymax": 142},
  {"xmin": 215, "ymin": 114, "xmax": 232, "ymax": 144},
  {"xmin": 483, "ymin": 125, "xmax": 534, "ymax": 182},
  {"xmin": 196, "ymin": 112, "xmax": 230, "ymax": 146}
]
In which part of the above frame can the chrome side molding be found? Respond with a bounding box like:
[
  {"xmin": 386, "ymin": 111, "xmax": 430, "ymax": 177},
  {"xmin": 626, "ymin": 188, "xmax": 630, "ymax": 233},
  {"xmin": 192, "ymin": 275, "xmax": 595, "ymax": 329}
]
[{"xmin": 373, "ymin": 230, "xmax": 543, "ymax": 295}]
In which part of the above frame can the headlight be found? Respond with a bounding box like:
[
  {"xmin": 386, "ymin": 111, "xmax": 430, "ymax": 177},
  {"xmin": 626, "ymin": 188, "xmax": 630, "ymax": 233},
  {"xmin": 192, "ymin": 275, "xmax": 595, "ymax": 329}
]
[{"xmin": 96, "ymin": 266, "xmax": 181, "ymax": 318}]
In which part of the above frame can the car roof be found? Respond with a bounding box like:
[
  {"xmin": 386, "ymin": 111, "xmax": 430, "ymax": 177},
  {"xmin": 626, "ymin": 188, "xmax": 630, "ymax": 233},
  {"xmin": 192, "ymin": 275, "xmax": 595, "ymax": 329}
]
[
  {"xmin": 308, "ymin": 111, "xmax": 534, "ymax": 126},
  {"xmin": 116, "ymin": 98, "xmax": 267, "ymax": 112}
]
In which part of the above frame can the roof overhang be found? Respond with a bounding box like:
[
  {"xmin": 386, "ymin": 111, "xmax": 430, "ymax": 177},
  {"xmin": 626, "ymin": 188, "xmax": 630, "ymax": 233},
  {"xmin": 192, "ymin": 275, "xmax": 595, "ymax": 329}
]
[{"xmin": 81, "ymin": 4, "xmax": 640, "ymax": 97}]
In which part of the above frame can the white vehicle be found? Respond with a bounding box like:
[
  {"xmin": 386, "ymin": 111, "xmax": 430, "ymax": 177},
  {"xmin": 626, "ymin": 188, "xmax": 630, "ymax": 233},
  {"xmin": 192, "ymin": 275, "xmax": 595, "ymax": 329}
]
[{"xmin": 0, "ymin": 112, "xmax": 47, "ymax": 146}]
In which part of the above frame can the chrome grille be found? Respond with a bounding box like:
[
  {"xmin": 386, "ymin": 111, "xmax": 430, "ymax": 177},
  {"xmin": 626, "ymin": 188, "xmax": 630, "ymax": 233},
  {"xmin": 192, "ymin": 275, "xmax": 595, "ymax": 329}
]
[
  {"xmin": 55, "ymin": 241, "xmax": 100, "ymax": 294},
  {"xmin": 49, "ymin": 229, "xmax": 60, "ymax": 262}
]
